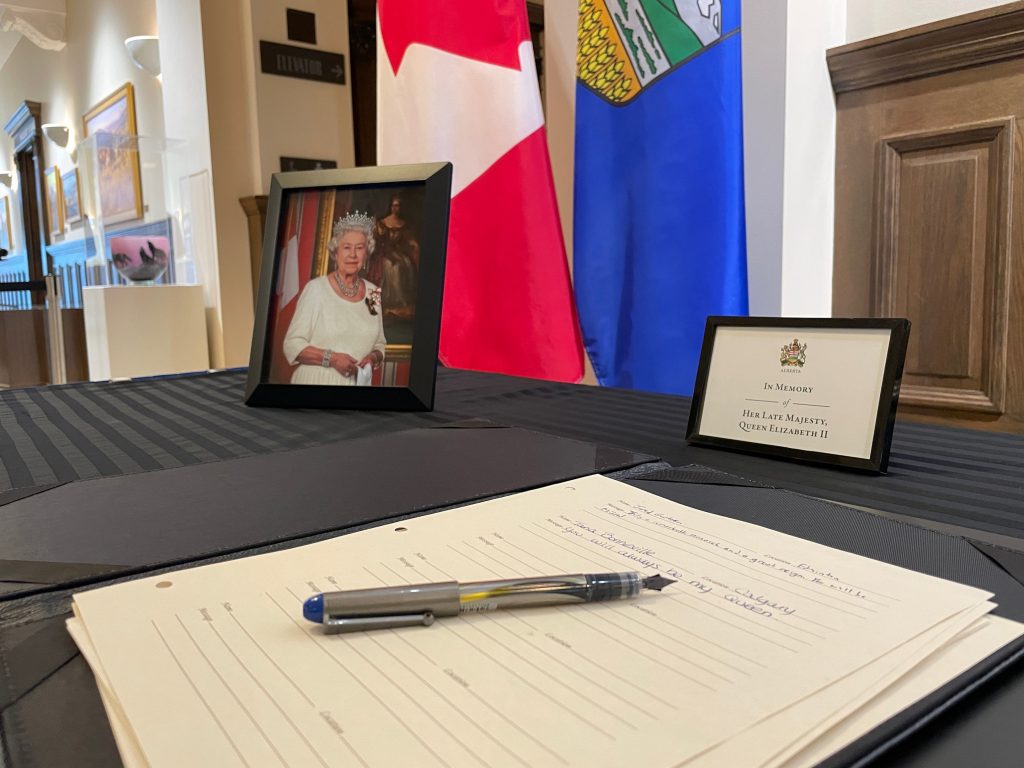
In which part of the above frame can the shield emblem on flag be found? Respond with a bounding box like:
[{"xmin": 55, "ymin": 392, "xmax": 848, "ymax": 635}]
[{"xmin": 578, "ymin": 0, "xmax": 723, "ymax": 104}]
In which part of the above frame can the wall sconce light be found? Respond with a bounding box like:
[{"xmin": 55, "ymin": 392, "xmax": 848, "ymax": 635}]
[
  {"xmin": 0, "ymin": 171, "xmax": 12, "ymax": 187},
  {"xmin": 42, "ymin": 123, "xmax": 70, "ymax": 147},
  {"xmin": 125, "ymin": 35, "xmax": 160, "ymax": 77}
]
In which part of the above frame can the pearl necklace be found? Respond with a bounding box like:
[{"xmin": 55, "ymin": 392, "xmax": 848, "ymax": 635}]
[{"xmin": 333, "ymin": 272, "xmax": 361, "ymax": 298}]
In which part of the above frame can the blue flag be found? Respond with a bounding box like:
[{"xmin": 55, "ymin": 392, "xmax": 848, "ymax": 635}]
[{"xmin": 574, "ymin": 0, "xmax": 747, "ymax": 394}]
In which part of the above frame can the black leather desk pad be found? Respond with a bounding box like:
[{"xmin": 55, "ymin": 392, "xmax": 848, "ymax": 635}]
[
  {"xmin": 0, "ymin": 426, "xmax": 653, "ymax": 601},
  {"xmin": 2, "ymin": 368, "xmax": 1022, "ymax": 542},
  {"xmin": 627, "ymin": 479, "xmax": 1024, "ymax": 768},
  {"xmin": 3, "ymin": 471, "xmax": 1024, "ymax": 767}
]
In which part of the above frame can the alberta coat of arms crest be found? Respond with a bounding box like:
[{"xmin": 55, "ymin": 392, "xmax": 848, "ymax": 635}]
[
  {"xmin": 578, "ymin": 0, "xmax": 723, "ymax": 104},
  {"xmin": 780, "ymin": 339, "xmax": 808, "ymax": 368}
]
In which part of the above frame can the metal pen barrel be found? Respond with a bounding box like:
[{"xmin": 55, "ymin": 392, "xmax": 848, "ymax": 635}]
[
  {"xmin": 322, "ymin": 581, "xmax": 461, "ymax": 619},
  {"xmin": 457, "ymin": 572, "xmax": 643, "ymax": 613}
]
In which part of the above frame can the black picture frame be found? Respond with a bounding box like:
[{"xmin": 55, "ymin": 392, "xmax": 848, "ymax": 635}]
[
  {"xmin": 245, "ymin": 162, "xmax": 452, "ymax": 410},
  {"xmin": 686, "ymin": 317, "xmax": 911, "ymax": 473}
]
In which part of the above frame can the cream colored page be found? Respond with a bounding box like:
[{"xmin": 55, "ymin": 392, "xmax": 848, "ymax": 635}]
[
  {"xmin": 699, "ymin": 327, "xmax": 891, "ymax": 459},
  {"xmin": 72, "ymin": 475, "xmax": 992, "ymax": 768},
  {"xmin": 782, "ymin": 615, "xmax": 1024, "ymax": 768},
  {"xmin": 66, "ymin": 617, "xmax": 149, "ymax": 768},
  {"xmin": 687, "ymin": 602, "xmax": 992, "ymax": 768}
]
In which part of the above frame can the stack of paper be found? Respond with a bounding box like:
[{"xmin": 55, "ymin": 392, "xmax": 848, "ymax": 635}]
[{"xmin": 68, "ymin": 475, "xmax": 1024, "ymax": 767}]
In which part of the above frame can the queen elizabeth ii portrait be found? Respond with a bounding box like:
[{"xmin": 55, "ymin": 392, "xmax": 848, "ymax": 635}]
[{"xmin": 282, "ymin": 211, "xmax": 386, "ymax": 385}]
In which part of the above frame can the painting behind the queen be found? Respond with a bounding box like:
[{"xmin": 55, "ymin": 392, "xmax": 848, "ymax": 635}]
[{"xmin": 266, "ymin": 184, "xmax": 427, "ymax": 388}]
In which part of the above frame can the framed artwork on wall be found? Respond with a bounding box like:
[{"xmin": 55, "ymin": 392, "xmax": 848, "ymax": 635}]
[
  {"xmin": 44, "ymin": 166, "xmax": 63, "ymax": 237},
  {"xmin": 82, "ymin": 82, "xmax": 144, "ymax": 224},
  {"xmin": 61, "ymin": 167, "xmax": 82, "ymax": 226},
  {"xmin": 0, "ymin": 196, "xmax": 12, "ymax": 253},
  {"xmin": 245, "ymin": 162, "xmax": 453, "ymax": 410}
]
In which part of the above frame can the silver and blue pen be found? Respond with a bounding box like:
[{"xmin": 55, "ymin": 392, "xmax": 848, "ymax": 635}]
[{"xmin": 302, "ymin": 571, "xmax": 676, "ymax": 633}]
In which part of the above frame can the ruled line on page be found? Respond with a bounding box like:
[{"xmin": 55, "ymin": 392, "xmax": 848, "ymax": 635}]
[
  {"xmin": 523, "ymin": 521, "xmax": 671, "ymax": 573},
  {"xmin": 461, "ymin": 537, "xmax": 758, "ymax": 680},
  {"xmin": 666, "ymin": 593, "xmax": 806, "ymax": 651},
  {"xmin": 151, "ymin": 619, "xmax": 250, "ymax": 768},
  {"xmin": 323, "ymin": 632, "xmax": 495, "ymax": 767},
  {"xmin": 225, "ymin": 611, "xmax": 316, "ymax": 708},
  {"xmin": 361, "ymin": 631, "xmax": 534, "ymax": 768},
  {"xmin": 480, "ymin": 612, "xmax": 663, "ymax": 717},
  {"xmin": 581, "ymin": 509, "xmax": 879, "ymax": 617},
  {"xmin": 435, "ymin": 619, "xmax": 619, "ymax": 739},
  {"xmin": 446, "ymin": 543, "xmax": 505, "ymax": 578},
  {"xmin": 461, "ymin": 526, "xmax": 782, "ymax": 682},
  {"xmin": 360, "ymin": 565, "xmax": 570, "ymax": 765},
  {"xmin": 595, "ymin": 501, "xmax": 759, "ymax": 554},
  {"xmin": 173, "ymin": 614, "xmax": 291, "ymax": 767},
  {"xmin": 459, "ymin": 617, "xmax": 639, "ymax": 732},
  {"xmin": 498, "ymin": 535, "xmax": 563, "ymax": 571},
  {"xmin": 369, "ymin": 552, "xmax": 644, "ymax": 736},
  {"xmin": 550, "ymin": 607, "xmax": 719, "ymax": 692},
  {"xmin": 205, "ymin": 618, "xmax": 333, "ymax": 768},
  {"xmin": 440, "ymin": 540, "xmax": 737, "ymax": 696},
  {"xmin": 266, "ymin": 591, "xmax": 452, "ymax": 768},
  {"xmin": 431, "ymin": 550, "xmax": 679, "ymax": 709},
  {"xmin": 588, "ymin": 504, "xmax": 898, "ymax": 605}
]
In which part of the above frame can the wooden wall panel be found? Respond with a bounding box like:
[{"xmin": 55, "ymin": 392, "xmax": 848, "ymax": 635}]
[
  {"xmin": 0, "ymin": 308, "xmax": 88, "ymax": 387},
  {"xmin": 829, "ymin": 3, "xmax": 1024, "ymax": 431},
  {"xmin": 875, "ymin": 121, "xmax": 1011, "ymax": 414}
]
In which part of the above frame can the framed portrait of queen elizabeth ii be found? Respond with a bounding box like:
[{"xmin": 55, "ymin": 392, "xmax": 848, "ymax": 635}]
[{"xmin": 245, "ymin": 163, "xmax": 452, "ymax": 409}]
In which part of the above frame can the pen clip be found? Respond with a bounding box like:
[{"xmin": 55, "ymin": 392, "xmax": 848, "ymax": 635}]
[{"xmin": 323, "ymin": 612, "xmax": 436, "ymax": 634}]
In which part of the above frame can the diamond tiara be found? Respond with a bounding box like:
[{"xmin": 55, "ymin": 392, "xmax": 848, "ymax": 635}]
[{"xmin": 333, "ymin": 210, "xmax": 375, "ymax": 237}]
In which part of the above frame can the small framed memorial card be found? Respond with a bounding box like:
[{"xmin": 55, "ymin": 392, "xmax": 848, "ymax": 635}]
[{"xmin": 687, "ymin": 318, "xmax": 911, "ymax": 472}]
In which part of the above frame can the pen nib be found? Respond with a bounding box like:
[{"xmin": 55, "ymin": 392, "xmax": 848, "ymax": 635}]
[{"xmin": 642, "ymin": 574, "xmax": 676, "ymax": 592}]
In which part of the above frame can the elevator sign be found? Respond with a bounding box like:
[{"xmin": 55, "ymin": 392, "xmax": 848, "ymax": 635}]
[{"xmin": 259, "ymin": 41, "xmax": 346, "ymax": 85}]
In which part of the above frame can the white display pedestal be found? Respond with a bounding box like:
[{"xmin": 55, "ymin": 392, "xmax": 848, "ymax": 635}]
[{"xmin": 83, "ymin": 285, "xmax": 209, "ymax": 381}]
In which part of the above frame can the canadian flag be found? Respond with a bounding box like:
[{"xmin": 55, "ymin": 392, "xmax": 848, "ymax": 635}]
[{"xmin": 377, "ymin": 0, "xmax": 583, "ymax": 382}]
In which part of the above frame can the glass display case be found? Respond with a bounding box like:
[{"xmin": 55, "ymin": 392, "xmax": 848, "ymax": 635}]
[{"xmin": 75, "ymin": 134, "xmax": 198, "ymax": 286}]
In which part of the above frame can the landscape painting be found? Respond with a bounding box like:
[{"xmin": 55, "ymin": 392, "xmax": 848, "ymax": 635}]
[{"xmin": 83, "ymin": 83, "xmax": 143, "ymax": 223}]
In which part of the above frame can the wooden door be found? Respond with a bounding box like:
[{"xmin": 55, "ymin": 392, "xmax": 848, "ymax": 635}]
[{"xmin": 829, "ymin": 3, "xmax": 1024, "ymax": 432}]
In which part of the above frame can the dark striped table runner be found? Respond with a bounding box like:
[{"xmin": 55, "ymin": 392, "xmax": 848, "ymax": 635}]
[{"xmin": 0, "ymin": 368, "xmax": 1021, "ymax": 539}]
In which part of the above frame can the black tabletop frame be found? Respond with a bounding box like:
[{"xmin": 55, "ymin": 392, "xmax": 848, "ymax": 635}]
[{"xmin": 686, "ymin": 316, "xmax": 911, "ymax": 473}]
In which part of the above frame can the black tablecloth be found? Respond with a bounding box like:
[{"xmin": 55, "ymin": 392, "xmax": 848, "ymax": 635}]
[
  {"xmin": 1, "ymin": 368, "xmax": 1021, "ymax": 539},
  {"xmin": 1, "ymin": 368, "xmax": 1024, "ymax": 768}
]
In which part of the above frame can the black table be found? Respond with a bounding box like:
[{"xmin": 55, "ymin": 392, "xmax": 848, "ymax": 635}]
[{"xmin": 1, "ymin": 368, "xmax": 1023, "ymax": 767}]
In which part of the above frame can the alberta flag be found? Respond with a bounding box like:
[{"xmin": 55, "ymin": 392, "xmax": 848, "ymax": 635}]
[{"xmin": 574, "ymin": 0, "xmax": 748, "ymax": 394}]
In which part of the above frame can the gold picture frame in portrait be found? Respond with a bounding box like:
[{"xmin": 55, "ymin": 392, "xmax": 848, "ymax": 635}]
[
  {"xmin": 61, "ymin": 167, "xmax": 82, "ymax": 226},
  {"xmin": 44, "ymin": 166, "xmax": 64, "ymax": 237},
  {"xmin": 82, "ymin": 82, "xmax": 144, "ymax": 224}
]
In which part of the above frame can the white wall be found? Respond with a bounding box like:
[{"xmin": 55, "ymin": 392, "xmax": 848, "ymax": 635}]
[
  {"xmin": 846, "ymin": 0, "xmax": 1009, "ymax": 42},
  {"xmin": 741, "ymin": 2, "xmax": 787, "ymax": 315},
  {"xmin": 741, "ymin": 1, "xmax": 846, "ymax": 317},
  {"xmin": 156, "ymin": 0, "xmax": 223, "ymax": 365},
  {"xmin": 197, "ymin": 0, "xmax": 260, "ymax": 368},
  {"xmin": 248, "ymin": 0, "xmax": 356, "ymax": 187},
  {"xmin": 779, "ymin": 0, "xmax": 845, "ymax": 316}
]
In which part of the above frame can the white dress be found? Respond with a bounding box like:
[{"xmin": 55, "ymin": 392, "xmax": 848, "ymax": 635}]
[{"xmin": 282, "ymin": 277, "xmax": 387, "ymax": 385}]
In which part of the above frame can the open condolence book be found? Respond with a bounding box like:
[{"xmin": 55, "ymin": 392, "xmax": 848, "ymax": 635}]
[{"xmin": 68, "ymin": 476, "xmax": 1023, "ymax": 767}]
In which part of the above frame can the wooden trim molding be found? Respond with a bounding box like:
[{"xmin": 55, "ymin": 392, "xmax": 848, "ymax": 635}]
[
  {"xmin": 3, "ymin": 101, "xmax": 42, "ymax": 153},
  {"xmin": 239, "ymin": 195, "xmax": 268, "ymax": 305},
  {"xmin": 899, "ymin": 385, "xmax": 1002, "ymax": 414},
  {"xmin": 828, "ymin": 1, "xmax": 1024, "ymax": 93}
]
